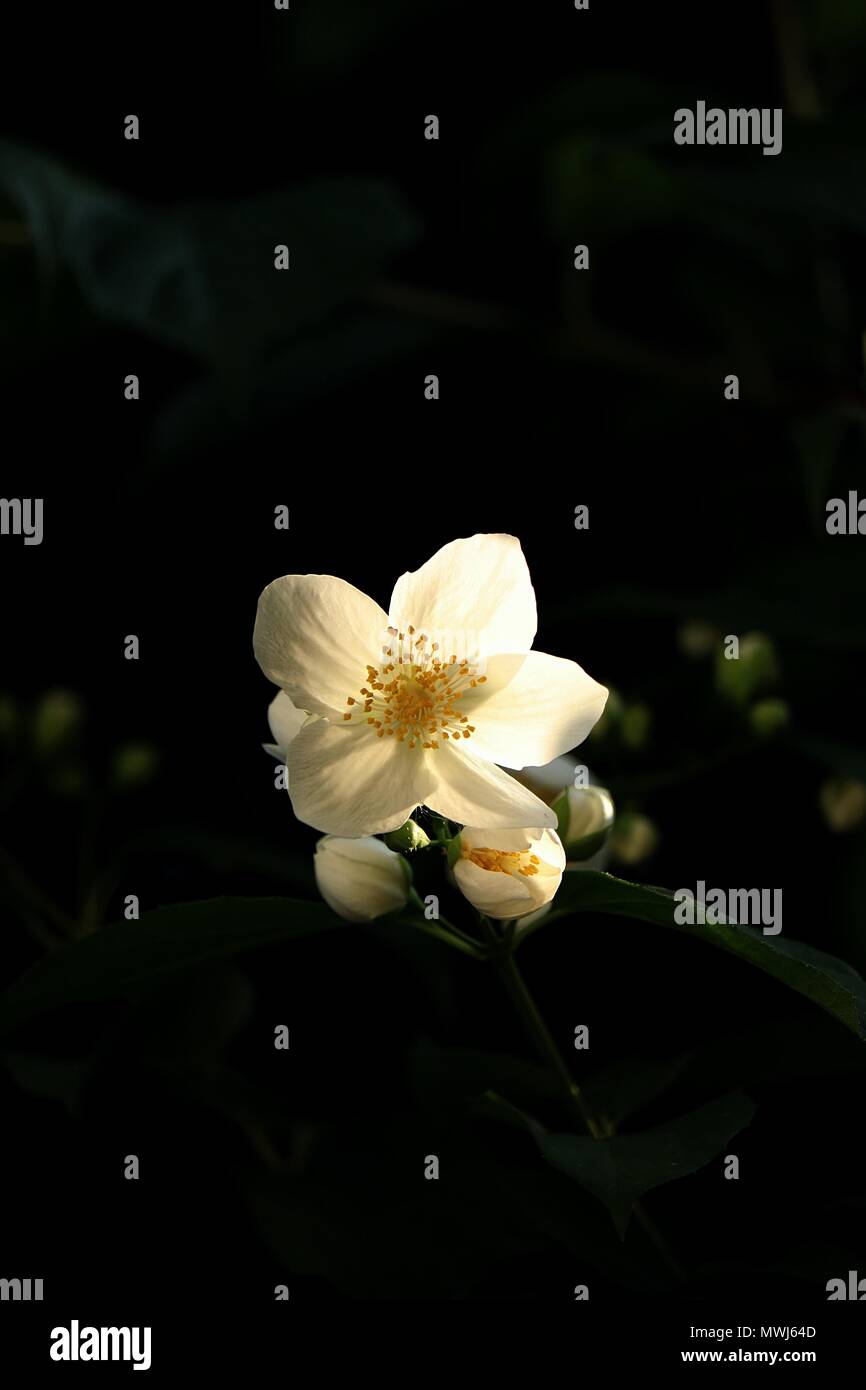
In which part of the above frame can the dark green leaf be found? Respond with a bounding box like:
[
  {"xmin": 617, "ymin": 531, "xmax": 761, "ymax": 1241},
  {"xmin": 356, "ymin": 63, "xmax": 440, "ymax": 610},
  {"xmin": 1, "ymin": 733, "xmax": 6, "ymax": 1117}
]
[
  {"xmin": 534, "ymin": 871, "xmax": 866, "ymax": 1041},
  {"xmin": 538, "ymin": 1092, "xmax": 756, "ymax": 1236},
  {"xmin": 0, "ymin": 896, "xmax": 338, "ymax": 1035},
  {"xmin": 0, "ymin": 1050, "xmax": 93, "ymax": 1115}
]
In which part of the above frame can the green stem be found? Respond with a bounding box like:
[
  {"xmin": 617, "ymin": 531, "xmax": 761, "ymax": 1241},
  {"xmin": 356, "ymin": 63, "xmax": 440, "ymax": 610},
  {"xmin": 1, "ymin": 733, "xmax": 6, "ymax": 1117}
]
[
  {"xmin": 483, "ymin": 920, "xmax": 601, "ymax": 1136},
  {"xmin": 409, "ymin": 917, "xmax": 486, "ymax": 960},
  {"xmin": 481, "ymin": 916, "xmax": 685, "ymax": 1282},
  {"xmin": 0, "ymin": 845, "xmax": 73, "ymax": 943},
  {"xmin": 407, "ymin": 889, "xmax": 487, "ymax": 957}
]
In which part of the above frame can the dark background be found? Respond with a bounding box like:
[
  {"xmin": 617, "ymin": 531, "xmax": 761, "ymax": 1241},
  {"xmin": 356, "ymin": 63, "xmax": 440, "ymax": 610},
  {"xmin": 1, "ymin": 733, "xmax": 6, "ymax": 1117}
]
[{"xmin": 2, "ymin": 0, "xmax": 866, "ymax": 1343}]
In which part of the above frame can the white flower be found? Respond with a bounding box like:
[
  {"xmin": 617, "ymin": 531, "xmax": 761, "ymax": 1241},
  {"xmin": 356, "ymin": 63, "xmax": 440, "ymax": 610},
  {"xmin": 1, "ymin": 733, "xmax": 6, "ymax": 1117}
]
[
  {"xmin": 452, "ymin": 826, "xmax": 566, "ymax": 920},
  {"xmin": 313, "ymin": 835, "xmax": 411, "ymax": 922},
  {"xmin": 254, "ymin": 534, "xmax": 607, "ymax": 836}
]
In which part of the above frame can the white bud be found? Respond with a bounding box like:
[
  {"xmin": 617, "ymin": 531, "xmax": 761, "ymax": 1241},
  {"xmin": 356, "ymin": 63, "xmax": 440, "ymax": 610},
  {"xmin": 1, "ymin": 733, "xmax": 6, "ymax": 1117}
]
[
  {"xmin": 452, "ymin": 826, "xmax": 565, "ymax": 921},
  {"xmin": 313, "ymin": 836, "xmax": 411, "ymax": 922},
  {"xmin": 554, "ymin": 784, "xmax": 615, "ymax": 858}
]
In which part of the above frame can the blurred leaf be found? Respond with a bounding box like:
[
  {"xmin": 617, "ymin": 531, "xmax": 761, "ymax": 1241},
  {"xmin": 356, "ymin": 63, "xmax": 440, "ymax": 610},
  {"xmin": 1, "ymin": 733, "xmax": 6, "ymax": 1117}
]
[
  {"xmin": 130, "ymin": 965, "xmax": 253, "ymax": 1066},
  {"xmin": 546, "ymin": 137, "xmax": 681, "ymax": 238},
  {"xmin": 792, "ymin": 410, "xmax": 848, "ymax": 532},
  {"xmin": 409, "ymin": 1038, "xmax": 559, "ymax": 1112},
  {"xmin": 0, "ymin": 1049, "xmax": 92, "ymax": 1115},
  {"xmin": 536, "ymin": 1093, "xmax": 756, "ymax": 1236},
  {"xmin": 533, "ymin": 871, "xmax": 866, "ymax": 1041},
  {"xmin": 0, "ymin": 140, "xmax": 420, "ymax": 379},
  {"xmin": 552, "ymin": 549, "xmax": 866, "ymax": 649},
  {"xmin": 0, "ymin": 896, "xmax": 338, "ymax": 1034}
]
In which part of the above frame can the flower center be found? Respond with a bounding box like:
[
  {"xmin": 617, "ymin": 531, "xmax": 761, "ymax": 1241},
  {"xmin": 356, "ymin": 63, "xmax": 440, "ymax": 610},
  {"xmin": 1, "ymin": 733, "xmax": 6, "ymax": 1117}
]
[
  {"xmin": 341, "ymin": 626, "xmax": 486, "ymax": 750},
  {"xmin": 465, "ymin": 847, "xmax": 541, "ymax": 877}
]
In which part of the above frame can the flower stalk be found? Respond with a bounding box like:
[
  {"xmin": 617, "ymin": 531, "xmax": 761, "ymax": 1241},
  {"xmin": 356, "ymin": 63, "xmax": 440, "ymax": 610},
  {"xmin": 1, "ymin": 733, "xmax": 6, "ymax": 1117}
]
[{"xmin": 478, "ymin": 914, "xmax": 685, "ymax": 1283}]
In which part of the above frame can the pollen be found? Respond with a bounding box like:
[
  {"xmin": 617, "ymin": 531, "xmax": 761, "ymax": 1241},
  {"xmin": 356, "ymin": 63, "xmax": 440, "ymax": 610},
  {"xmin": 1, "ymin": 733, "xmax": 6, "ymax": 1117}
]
[
  {"xmin": 466, "ymin": 848, "xmax": 542, "ymax": 877},
  {"xmin": 341, "ymin": 627, "xmax": 484, "ymax": 750}
]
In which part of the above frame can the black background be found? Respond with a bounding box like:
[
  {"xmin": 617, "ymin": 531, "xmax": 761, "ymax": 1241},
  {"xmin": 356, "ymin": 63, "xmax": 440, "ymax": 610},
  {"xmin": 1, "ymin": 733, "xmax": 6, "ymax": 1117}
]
[{"xmin": 2, "ymin": 0, "xmax": 866, "ymax": 1362}]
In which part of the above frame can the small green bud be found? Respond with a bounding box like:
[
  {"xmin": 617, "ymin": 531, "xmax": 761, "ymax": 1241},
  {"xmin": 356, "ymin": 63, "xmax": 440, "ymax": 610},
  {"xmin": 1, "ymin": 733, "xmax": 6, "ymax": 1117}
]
[
  {"xmin": 749, "ymin": 698, "xmax": 790, "ymax": 738},
  {"xmin": 609, "ymin": 812, "xmax": 659, "ymax": 866},
  {"xmin": 382, "ymin": 818, "xmax": 431, "ymax": 853},
  {"xmin": 819, "ymin": 778, "xmax": 866, "ymax": 834},
  {"xmin": 111, "ymin": 742, "xmax": 161, "ymax": 789},
  {"xmin": 678, "ymin": 620, "xmax": 720, "ymax": 659},
  {"xmin": 621, "ymin": 702, "xmax": 652, "ymax": 751},
  {"xmin": 715, "ymin": 632, "xmax": 779, "ymax": 707},
  {"xmin": 31, "ymin": 689, "xmax": 84, "ymax": 757}
]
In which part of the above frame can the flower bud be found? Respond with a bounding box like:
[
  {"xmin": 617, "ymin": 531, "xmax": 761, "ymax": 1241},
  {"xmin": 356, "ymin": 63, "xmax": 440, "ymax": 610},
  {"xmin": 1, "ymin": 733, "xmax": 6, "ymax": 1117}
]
[
  {"xmin": 715, "ymin": 632, "xmax": 779, "ymax": 707},
  {"xmin": 111, "ymin": 742, "xmax": 162, "ymax": 789},
  {"xmin": 314, "ymin": 835, "xmax": 411, "ymax": 922},
  {"xmin": 31, "ymin": 689, "xmax": 84, "ymax": 757},
  {"xmin": 609, "ymin": 812, "xmax": 659, "ymax": 866},
  {"xmin": 383, "ymin": 818, "xmax": 431, "ymax": 852},
  {"xmin": 552, "ymin": 784, "xmax": 615, "ymax": 859},
  {"xmin": 749, "ymin": 697, "xmax": 790, "ymax": 738},
  {"xmin": 621, "ymin": 702, "xmax": 652, "ymax": 751},
  {"xmin": 678, "ymin": 620, "xmax": 720, "ymax": 659},
  {"xmin": 452, "ymin": 826, "xmax": 566, "ymax": 921},
  {"xmin": 819, "ymin": 777, "xmax": 866, "ymax": 834}
]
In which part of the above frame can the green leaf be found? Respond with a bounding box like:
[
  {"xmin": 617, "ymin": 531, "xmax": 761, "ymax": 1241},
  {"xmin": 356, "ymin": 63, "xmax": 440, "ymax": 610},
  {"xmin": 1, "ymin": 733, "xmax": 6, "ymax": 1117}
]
[
  {"xmin": 0, "ymin": 896, "xmax": 337, "ymax": 1035},
  {"xmin": 533, "ymin": 870, "xmax": 866, "ymax": 1041},
  {"xmin": 538, "ymin": 1093, "xmax": 756, "ymax": 1236},
  {"xmin": 0, "ymin": 141, "xmax": 420, "ymax": 377},
  {"xmin": 409, "ymin": 1038, "xmax": 560, "ymax": 1112},
  {"xmin": 0, "ymin": 1050, "xmax": 93, "ymax": 1115}
]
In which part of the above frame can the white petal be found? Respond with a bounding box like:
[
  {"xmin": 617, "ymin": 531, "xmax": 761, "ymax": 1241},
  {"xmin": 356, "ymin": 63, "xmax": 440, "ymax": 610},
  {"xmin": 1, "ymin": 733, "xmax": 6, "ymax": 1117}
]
[
  {"xmin": 388, "ymin": 534, "xmax": 536, "ymax": 660},
  {"xmin": 512, "ymin": 754, "xmax": 579, "ymax": 804},
  {"xmin": 459, "ymin": 825, "xmax": 541, "ymax": 853},
  {"xmin": 287, "ymin": 720, "xmax": 435, "ymax": 836},
  {"xmin": 459, "ymin": 826, "xmax": 566, "ymax": 875},
  {"xmin": 267, "ymin": 691, "xmax": 308, "ymax": 754},
  {"xmin": 453, "ymin": 857, "xmax": 535, "ymax": 918},
  {"xmin": 254, "ymin": 574, "xmax": 389, "ymax": 719},
  {"xmin": 314, "ymin": 835, "xmax": 409, "ymax": 922},
  {"xmin": 467, "ymin": 651, "xmax": 608, "ymax": 768},
  {"xmin": 425, "ymin": 743, "xmax": 556, "ymax": 829}
]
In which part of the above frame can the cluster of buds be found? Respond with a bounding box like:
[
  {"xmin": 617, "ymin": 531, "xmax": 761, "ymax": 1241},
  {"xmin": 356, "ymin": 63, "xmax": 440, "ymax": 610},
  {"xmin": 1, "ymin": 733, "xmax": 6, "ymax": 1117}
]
[{"xmin": 310, "ymin": 753, "xmax": 617, "ymax": 931}]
